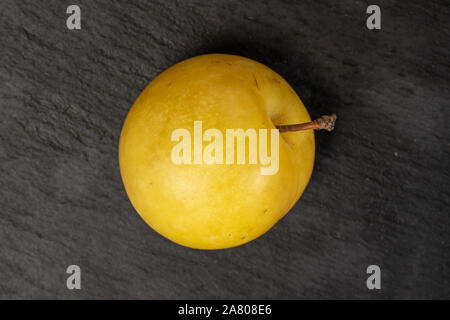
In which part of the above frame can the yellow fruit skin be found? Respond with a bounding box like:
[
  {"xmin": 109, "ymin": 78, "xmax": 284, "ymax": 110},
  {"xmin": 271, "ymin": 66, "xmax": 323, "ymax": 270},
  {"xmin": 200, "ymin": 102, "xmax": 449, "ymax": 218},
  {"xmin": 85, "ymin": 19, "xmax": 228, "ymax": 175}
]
[{"xmin": 119, "ymin": 54, "xmax": 314, "ymax": 249}]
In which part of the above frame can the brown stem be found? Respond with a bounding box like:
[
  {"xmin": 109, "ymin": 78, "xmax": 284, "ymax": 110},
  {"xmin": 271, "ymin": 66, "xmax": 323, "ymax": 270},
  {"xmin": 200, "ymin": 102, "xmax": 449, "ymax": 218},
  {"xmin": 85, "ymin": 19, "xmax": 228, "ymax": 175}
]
[{"xmin": 276, "ymin": 114, "xmax": 337, "ymax": 132}]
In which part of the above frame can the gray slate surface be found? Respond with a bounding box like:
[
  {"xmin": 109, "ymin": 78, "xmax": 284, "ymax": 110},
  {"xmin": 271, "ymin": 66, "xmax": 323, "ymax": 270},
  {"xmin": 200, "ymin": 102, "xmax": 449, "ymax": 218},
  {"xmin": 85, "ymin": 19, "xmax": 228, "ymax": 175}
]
[{"xmin": 1, "ymin": 0, "xmax": 449, "ymax": 299}]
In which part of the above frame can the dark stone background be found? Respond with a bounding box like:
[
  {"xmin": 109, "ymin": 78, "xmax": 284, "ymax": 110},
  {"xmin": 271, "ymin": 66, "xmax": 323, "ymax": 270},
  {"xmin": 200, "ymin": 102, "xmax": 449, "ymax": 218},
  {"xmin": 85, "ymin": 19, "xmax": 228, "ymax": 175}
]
[{"xmin": 1, "ymin": 0, "xmax": 449, "ymax": 299}]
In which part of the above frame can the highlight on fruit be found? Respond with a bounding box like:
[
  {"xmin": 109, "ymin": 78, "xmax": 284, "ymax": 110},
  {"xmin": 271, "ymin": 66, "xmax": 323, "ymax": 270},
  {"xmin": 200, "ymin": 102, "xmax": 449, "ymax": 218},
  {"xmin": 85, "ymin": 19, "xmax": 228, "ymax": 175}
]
[{"xmin": 119, "ymin": 54, "xmax": 337, "ymax": 249}]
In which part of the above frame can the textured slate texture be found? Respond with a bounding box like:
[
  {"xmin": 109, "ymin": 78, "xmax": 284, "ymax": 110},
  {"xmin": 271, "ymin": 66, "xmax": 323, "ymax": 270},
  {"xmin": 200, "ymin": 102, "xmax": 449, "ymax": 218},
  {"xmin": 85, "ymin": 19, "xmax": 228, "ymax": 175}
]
[{"xmin": 1, "ymin": 0, "xmax": 449, "ymax": 299}]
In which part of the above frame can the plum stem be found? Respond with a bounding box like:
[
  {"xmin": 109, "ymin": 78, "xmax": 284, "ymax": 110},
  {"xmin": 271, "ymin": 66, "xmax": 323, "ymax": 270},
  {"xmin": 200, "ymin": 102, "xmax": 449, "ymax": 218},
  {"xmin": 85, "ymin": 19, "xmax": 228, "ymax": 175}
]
[{"xmin": 276, "ymin": 114, "xmax": 337, "ymax": 132}]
